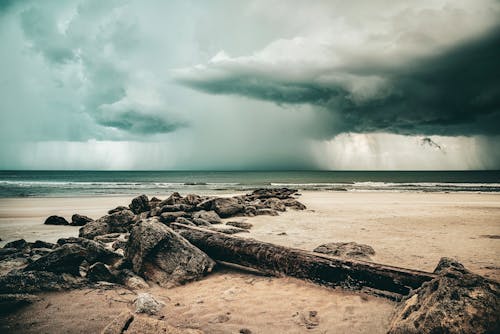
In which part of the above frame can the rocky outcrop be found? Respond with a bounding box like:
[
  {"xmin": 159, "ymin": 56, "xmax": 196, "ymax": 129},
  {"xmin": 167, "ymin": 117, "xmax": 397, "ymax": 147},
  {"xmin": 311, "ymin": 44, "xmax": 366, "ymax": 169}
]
[
  {"xmin": 313, "ymin": 242, "xmax": 375, "ymax": 261},
  {"xmin": 388, "ymin": 258, "xmax": 500, "ymax": 334},
  {"xmin": 71, "ymin": 214, "xmax": 93, "ymax": 226},
  {"xmin": 126, "ymin": 219, "xmax": 215, "ymax": 287},
  {"xmin": 79, "ymin": 210, "xmax": 135, "ymax": 239},
  {"xmin": 44, "ymin": 215, "xmax": 69, "ymax": 225},
  {"xmin": 129, "ymin": 195, "xmax": 151, "ymax": 214},
  {"xmin": 192, "ymin": 210, "xmax": 221, "ymax": 224},
  {"xmin": 211, "ymin": 198, "xmax": 244, "ymax": 218}
]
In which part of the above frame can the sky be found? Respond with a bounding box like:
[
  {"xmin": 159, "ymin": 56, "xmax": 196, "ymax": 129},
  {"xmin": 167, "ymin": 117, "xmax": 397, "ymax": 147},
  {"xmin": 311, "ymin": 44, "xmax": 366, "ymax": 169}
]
[{"xmin": 0, "ymin": 0, "xmax": 499, "ymax": 170}]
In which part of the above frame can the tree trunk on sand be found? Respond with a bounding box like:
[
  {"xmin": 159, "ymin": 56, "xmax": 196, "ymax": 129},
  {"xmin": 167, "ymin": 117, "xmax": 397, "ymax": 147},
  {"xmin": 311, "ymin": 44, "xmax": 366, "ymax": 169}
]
[{"xmin": 173, "ymin": 223, "xmax": 436, "ymax": 299}]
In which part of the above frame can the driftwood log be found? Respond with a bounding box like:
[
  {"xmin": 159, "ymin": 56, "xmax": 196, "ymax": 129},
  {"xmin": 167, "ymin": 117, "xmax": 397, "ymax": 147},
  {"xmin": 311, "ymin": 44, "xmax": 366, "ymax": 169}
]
[{"xmin": 173, "ymin": 223, "xmax": 436, "ymax": 299}]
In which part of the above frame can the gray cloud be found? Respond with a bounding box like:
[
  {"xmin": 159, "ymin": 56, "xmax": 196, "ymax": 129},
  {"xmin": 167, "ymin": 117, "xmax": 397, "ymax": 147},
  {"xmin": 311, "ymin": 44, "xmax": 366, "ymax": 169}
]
[{"xmin": 177, "ymin": 28, "xmax": 500, "ymax": 137}]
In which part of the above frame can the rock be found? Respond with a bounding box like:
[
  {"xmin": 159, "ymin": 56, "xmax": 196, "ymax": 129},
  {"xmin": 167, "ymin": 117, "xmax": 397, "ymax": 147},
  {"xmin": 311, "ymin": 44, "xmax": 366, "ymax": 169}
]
[
  {"xmin": 95, "ymin": 233, "xmax": 124, "ymax": 243},
  {"xmin": 160, "ymin": 204, "xmax": 192, "ymax": 213},
  {"xmin": 4, "ymin": 239, "xmax": 28, "ymax": 249},
  {"xmin": 192, "ymin": 218, "xmax": 211, "ymax": 227},
  {"xmin": 116, "ymin": 269, "xmax": 149, "ymax": 290},
  {"xmin": 129, "ymin": 195, "xmax": 151, "ymax": 214},
  {"xmin": 192, "ymin": 210, "xmax": 221, "ymax": 224},
  {"xmin": 211, "ymin": 198, "xmax": 244, "ymax": 218},
  {"xmin": 243, "ymin": 206, "xmax": 257, "ymax": 216},
  {"xmin": 108, "ymin": 206, "xmax": 129, "ymax": 214},
  {"xmin": 239, "ymin": 329, "xmax": 252, "ymax": 334},
  {"xmin": 159, "ymin": 211, "xmax": 187, "ymax": 224},
  {"xmin": 0, "ymin": 294, "xmax": 41, "ymax": 314},
  {"xmin": 226, "ymin": 221, "xmax": 253, "ymax": 230},
  {"xmin": 182, "ymin": 194, "xmax": 203, "ymax": 206},
  {"xmin": 263, "ymin": 198, "xmax": 286, "ymax": 212},
  {"xmin": 195, "ymin": 198, "xmax": 216, "ymax": 211},
  {"xmin": 389, "ymin": 258, "xmax": 500, "ymax": 334},
  {"xmin": 255, "ymin": 209, "xmax": 279, "ymax": 216},
  {"xmin": 101, "ymin": 311, "xmax": 134, "ymax": 334},
  {"xmin": 0, "ymin": 270, "xmax": 85, "ymax": 293},
  {"xmin": 31, "ymin": 240, "xmax": 56, "ymax": 249},
  {"xmin": 79, "ymin": 210, "xmax": 135, "ymax": 239},
  {"xmin": 175, "ymin": 217, "xmax": 195, "ymax": 226},
  {"xmin": 24, "ymin": 243, "xmax": 87, "ymax": 275},
  {"xmin": 79, "ymin": 220, "xmax": 111, "ymax": 239},
  {"xmin": 209, "ymin": 226, "xmax": 249, "ymax": 234},
  {"xmin": 0, "ymin": 248, "xmax": 19, "ymax": 257},
  {"xmin": 159, "ymin": 192, "xmax": 183, "ymax": 206},
  {"xmin": 71, "ymin": 214, "xmax": 93, "ymax": 226},
  {"xmin": 246, "ymin": 188, "xmax": 297, "ymax": 200},
  {"xmin": 56, "ymin": 237, "xmax": 122, "ymax": 265},
  {"xmin": 87, "ymin": 262, "xmax": 115, "ymax": 282},
  {"xmin": 134, "ymin": 293, "xmax": 163, "ymax": 315},
  {"xmin": 44, "ymin": 215, "xmax": 70, "ymax": 225},
  {"xmin": 281, "ymin": 198, "xmax": 307, "ymax": 210},
  {"xmin": 126, "ymin": 219, "xmax": 215, "ymax": 287},
  {"xmin": 313, "ymin": 242, "xmax": 375, "ymax": 261}
]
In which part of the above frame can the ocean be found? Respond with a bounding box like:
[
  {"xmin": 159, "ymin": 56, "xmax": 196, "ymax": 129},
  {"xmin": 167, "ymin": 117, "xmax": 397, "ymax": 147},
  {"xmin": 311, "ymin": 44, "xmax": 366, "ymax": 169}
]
[{"xmin": 1, "ymin": 171, "xmax": 500, "ymax": 198}]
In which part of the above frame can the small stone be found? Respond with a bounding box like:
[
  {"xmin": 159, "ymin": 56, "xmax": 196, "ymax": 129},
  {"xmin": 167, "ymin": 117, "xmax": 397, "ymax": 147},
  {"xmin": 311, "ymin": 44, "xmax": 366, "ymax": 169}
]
[
  {"xmin": 44, "ymin": 215, "xmax": 70, "ymax": 225},
  {"xmin": 134, "ymin": 293, "xmax": 163, "ymax": 315}
]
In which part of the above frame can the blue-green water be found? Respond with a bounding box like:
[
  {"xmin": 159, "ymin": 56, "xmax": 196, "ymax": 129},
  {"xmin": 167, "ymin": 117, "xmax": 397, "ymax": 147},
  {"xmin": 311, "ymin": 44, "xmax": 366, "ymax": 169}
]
[{"xmin": 1, "ymin": 171, "xmax": 500, "ymax": 198}]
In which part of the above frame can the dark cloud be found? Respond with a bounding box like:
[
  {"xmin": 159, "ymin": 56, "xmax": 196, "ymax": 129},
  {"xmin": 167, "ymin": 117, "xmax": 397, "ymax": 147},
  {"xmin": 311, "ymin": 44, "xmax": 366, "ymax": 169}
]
[
  {"xmin": 95, "ymin": 109, "xmax": 185, "ymax": 135},
  {"xmin": 177, "ymin": 28, "xmax": 500, "ymax": 137}
]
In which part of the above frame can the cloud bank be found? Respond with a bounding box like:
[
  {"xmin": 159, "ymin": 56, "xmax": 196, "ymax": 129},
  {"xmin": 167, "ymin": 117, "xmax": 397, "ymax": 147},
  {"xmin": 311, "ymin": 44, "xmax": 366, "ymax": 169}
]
[{"xmin": 0, "ymin": 0, "xmax": 499, "ymax": 170}]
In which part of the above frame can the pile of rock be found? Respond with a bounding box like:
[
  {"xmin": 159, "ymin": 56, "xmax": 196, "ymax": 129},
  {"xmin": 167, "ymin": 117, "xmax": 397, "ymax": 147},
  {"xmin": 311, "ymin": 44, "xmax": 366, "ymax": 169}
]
[{"xmin": 0, "ymin": 188, "xmax": 304, "ymax": 296}]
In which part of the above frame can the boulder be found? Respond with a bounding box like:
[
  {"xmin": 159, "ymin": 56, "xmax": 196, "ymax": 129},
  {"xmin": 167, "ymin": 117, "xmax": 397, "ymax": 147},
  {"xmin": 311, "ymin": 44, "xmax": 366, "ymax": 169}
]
[
  {"xmin": 134, "ymin": 293, "xmax": 163, "ymax": 315},
  {"xmin": 3, "ymin": 239, "xmax": 27, "ymax": 250},
  {"xmin": 182, "ymin": 194, "xmax": 203, "ymax": 206},
  {"xmin": 79, "ymin": 220, "xmax": 110, "ymax": 239},
  {"xmin": 159, "ymin": 192, "xmax": 183, "ymax": 206},
  {"xmin": 31, "ymin": 240, "xmax": 56, "ymax": 249},
  {"xmin": 129, "ymin": 195, "xmax": 151, "ymax": 214},
  {"xmin": 87, "ymin": 262, "xmax": 115, "ymax": 282},
  {"xmin": 56, "ymin": 237, "xmax": 122, "ymax": 265},
  {"xmin": 246, "ymin": 188, "xmax": 297, "ymax": 200},
  {"xmin": 159, "ymin": 211, "xmax": 187, "ymax": 224},
  {"xmin": 388, "ymin": 258, "xmax": 500, "ymax": 334},
  {"xmin": 175, "ymin": 217, "xmax": 196, "ymax": 226},
  {"xmin": 255, "ymin": 209, "xmax": 279, "ymax": 216},
  {"xmin": 71, "ymin": 214, "xmax": 93, "ymax": 226},
  {"xmin": 192, "ymin": 210, "xmax": 221, "ymax": 224},
  {"xmin": 126, "ymin": 219, "xmax": 215, "ymax": 287},
  {"xmin": 263, "ymin": 198, "xmax": 286, "ymax": 212},
  {"xmin": 108, "ymin": 206, "xmax": 129, "ymax": 214},
  {"xmin": 160, "ymin": 204, "xmax": 192, "ymax": 213},
  {"xmin": 24, "ymin": 243, "xmax": 88, "ymax": 275},
  {"xmin": 313, "ymin": 242, "xmax": 375, "ymax": 261},
  {"xmin": 192, "ymin": 218, "xmax": 211, "ymax": 227},
  {"xmin": 226, "ymin": 221, "xmax": 253, "ymax": 230},
  {"xmin": 211, "ymin": 198, "xmax": 244, "ymax": 218},
  {"xmin": 208, "ymin": 226, "xmax": 249, "ymax": 234},
  {"xmin": 0, "ymin": 270, "xmax": 85, "ymax": 293},
  {"xmin": 44, "ymin": 215, "xmax": 70, "ymax": 225},
  {"xmin": 281, "ymin": 198, "xmax": 307, "ymax": 210}
]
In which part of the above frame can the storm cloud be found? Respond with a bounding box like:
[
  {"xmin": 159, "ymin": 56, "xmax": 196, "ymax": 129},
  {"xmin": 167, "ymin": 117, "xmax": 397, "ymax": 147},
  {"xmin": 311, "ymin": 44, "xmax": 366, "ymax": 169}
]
[{"xmin": 1, "ymin": 0, "xmax": 499, "ymax": 170}]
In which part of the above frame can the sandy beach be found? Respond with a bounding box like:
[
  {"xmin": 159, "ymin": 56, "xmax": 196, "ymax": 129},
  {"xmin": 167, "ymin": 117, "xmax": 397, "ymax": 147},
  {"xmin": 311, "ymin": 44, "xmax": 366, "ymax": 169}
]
[{"xmin": 1, "ymin": 191, "xmax": 499, "ymax": 333}]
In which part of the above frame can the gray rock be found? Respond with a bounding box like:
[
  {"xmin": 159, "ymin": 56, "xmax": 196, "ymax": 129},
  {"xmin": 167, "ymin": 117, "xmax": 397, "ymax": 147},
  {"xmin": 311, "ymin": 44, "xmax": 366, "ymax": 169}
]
[
  {"xmin": 226, "ymin": 221, "xmax": 253, "ymax": 230},
  {"xmin": 0, "ymin": 270, "xmax": 85, "ymax": 293},
  {"xmin": 71, "ymin": 214, "xmax": 93, "ymax": 226},
  {"xmin": 313, "ymin": 242, "xmax": 375, "ymax": 261},
  {"xmin": 211, "ymin": 198, "xmax": 244, "ymax": 218},
  {"xmin": 255, "ymin": 209, "xmax": 279, "ymax": 216},
  {"xmin": 263, "ymin": 198, "xmax": 286, "ymax": 212},
  {"xmin": 129, "ymin": 195, "xmax": 151, "ymax": 214},
  {"xmin": 3, "ymin": 239, "xmax": 28, "ymax": 250},
  {"xmin": 108, "ymin": 206, "xmax": 129, "ymax": 214},
  {"xmin": 126, "ymin": 219, "xmax": 215, "ymax": 287},
  {"xmin": 281, "ymin": 198, "xmax": 307, "ymax": 210},
  {"xmin": 159, "ymin": 192, "xmax": 183, "ymax": 206},
  {"xmin": 79, "ymin": 210, "xmax": 135, "ymax": 239},
  {"xmin": 192, "ymin": 210, "xmax": 221, "ymax": 224},
  {"xmin": 24, "ymin": 243, "xmax": 87, "ymax": 275},
  {"xmin": 56, "ymin": 237, "xmax": 122, "ymax": 265},
  {"xmin": 192, "ymin": 218, "xmax": 211, "ymax": 227},
  {"xmin": 159, "ymin": 211, "xmax": 187, "ymax": 224},
  {"xmin": 31, "ymin": 240, "xmax": 56, "ymax": 249},
  {"xmin": 160, "ymin": 204, "xmax": 192, "ymax": 213},
  {"xmin": 209, "ymin": 226, "xmax": 249, "ymax": 234},
  {"xmin": 388, "ymin": 258, "xmax": 500, "ymax": 334},
  {"xmin": 175, "ymin": 217, "xmax": 195, "ymax": 226},
  {"xmin": 246, "ymin": 188, "xmax": 297, "ymax": 200},
  {"xmin": 79, "ymin": 220, "xmax": 110, "ymax": 239},
  {"xmin": 44, "ymin": 215, "xmax": 70, "ymax": 225},
  {"xmin": 134, "ymin": 293, "xmax": 163, "ymax": 315},
  {"xmin": 87, "ymin": 262, "xmax": 115, "ymax": 282}
]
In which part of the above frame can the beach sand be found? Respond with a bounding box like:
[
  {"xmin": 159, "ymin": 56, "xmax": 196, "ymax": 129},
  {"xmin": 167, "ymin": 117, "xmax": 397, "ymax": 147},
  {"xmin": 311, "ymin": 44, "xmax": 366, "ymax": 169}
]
[{"xmin": 1, "ymin": 191, "xmax": 499, "ymax": 333}]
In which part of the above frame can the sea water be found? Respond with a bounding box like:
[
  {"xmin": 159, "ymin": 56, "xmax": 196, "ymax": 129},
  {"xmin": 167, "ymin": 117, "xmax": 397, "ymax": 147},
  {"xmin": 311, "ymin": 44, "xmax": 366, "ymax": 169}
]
[{"xmin": 1, "ymin": 170, "xmax": 500, "ymax": 197}]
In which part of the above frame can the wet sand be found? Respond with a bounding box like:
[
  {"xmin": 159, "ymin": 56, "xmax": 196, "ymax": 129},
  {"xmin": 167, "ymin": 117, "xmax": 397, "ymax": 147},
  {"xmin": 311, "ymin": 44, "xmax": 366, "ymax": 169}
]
[{"xmin": 0, "ymin": 191, "xmax": 499, "ymax": 333}]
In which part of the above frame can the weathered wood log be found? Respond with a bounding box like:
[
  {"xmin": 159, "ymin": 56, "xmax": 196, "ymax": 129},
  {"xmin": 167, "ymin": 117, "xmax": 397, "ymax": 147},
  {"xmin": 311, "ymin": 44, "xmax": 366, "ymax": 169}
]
[{"xmin": 173, "ymin": 223, "xmax": 436, "ymax": 298}]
